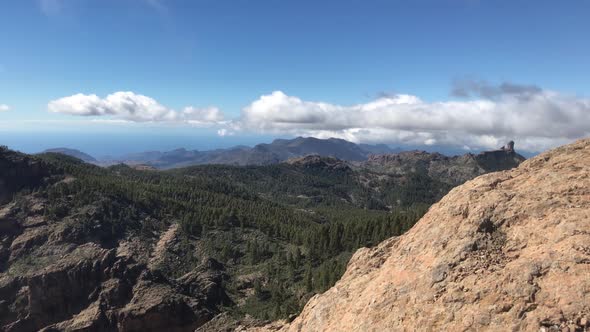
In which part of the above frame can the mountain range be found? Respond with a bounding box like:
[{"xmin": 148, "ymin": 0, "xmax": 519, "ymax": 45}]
[
  {"xmin": 100, "ymin": 137, "xmax": 403, "ymax": 168},
  {"xmin": 42, "ymin": 137, "xmax": 526, "ymax": 188},
  {"xmin": 42, "ymin": 136, "xmax": 524, "ymax": 170}
]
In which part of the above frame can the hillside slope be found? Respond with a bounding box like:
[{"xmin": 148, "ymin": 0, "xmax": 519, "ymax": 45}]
[
  {"xmin": 42, "ymin": 148, "xmax": 97, "ymax": 163},
  {"xmin": 254, "ymin": 138, "xmax": 590, "ymax": 332},
  {"xmin": 0, "ymin": 146, "xmax": 52, "ymax": 205}
]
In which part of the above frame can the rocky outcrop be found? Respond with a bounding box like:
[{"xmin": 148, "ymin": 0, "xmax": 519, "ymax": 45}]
[
  {"xmin": 0, "ymin": 198, "xmax": 229, "ymax": 331},
  {"xmin": 502, "ymin": 140, "xmax": 515, "ymax": 152},
  {"xmin": 474, "ymin": 141, "xmax": 525, "ymax": 173},
  {"xmin": 364, "ymin": 142, "xmax": 526, "ymax": 185},
  {"xmin": 252, "ymin": 138, "xmax": 590, "ymax": 331},
  {"xmin": 0, "ymin": 234, "xmax": 229, "ymax": 332}
]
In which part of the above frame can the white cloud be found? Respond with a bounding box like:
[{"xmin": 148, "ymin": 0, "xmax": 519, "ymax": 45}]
[
  {"xmin": 0, "ymin": 104, "xmax": 10, "ymax": 112},
  {"xmin": 47, "ymin": 83, "xmax": 590, "ymax": 153},
  {"xmin": 233, "ymin": 87, "xmax": 590, "ymax": 152},
  {"xmin": 48, "ymin": 91, "xmax": 224, "ymax": 125},
  {"xmin": 183, "ymin": 106, "xmax": 224, "ymax": 125}
]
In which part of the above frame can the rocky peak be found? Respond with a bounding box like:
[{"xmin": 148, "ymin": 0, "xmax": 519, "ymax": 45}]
[
  {"xmin": 362, "ymin": 143, "xmax": 526, "ymax": 186},
  {"xmin": 474, "ymin": 141, "xmax": 525, "ymax": 172},
  {"xmin": 251, "ymin": 138, "xmax": 590, "ymax": 331},
  {"xmin": 502, "ymin": 140, "xmax": 515, "ymax": 152}
]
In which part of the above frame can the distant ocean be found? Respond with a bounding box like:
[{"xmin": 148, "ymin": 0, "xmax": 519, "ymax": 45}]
[{"xmin": 0, "ymin": 131, "xmax": 276, "ymax": 159}]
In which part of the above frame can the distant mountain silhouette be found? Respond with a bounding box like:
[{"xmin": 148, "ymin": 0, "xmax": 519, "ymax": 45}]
[
  {"xmin": 42, "ymin": 137, "xmax": 525, "ymax": 171},
  {"xmin": 97, "ymin": 137, "xmax": 401, "ymax": 168}
]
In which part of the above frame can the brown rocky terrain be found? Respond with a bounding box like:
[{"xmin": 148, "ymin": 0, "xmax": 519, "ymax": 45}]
[
  {"xmin": 250, "ymin": 138, "xmax": 590, "ymax": 332},
  {"xmin": 0, "ymin": 151, "xmax": 231, "ymax": 331},
  {"xmin": 362, "ymin": 141, "xmax": 526, "ymax": 186},
  {"xmin": 0, "ymin": 194, "xmax": 230, "ymax": 332}
]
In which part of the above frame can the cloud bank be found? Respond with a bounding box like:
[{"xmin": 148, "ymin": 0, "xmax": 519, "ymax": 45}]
[
  {"xmin": 233, "ymin": 84, "xmax": 590, "ymax": 152},
  {"xmin": 451, "ymin": 80, "xmax": 543, "ymax": 100},
  {"xmin": 0, "ymin": 104, "xmax": 10, "ymax": 112},
  {"xmin": 48, "ymin": 92, "xmax": 224, "ymax": 125},
  {"xmin": 47, "ymin": 82, "xmax": 590, "ymax": 152}
]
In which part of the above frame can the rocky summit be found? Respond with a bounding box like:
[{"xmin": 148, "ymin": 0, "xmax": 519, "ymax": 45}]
[{"xmin": 250, "ymin": 138, "xmax": 590, "ymax": 332}]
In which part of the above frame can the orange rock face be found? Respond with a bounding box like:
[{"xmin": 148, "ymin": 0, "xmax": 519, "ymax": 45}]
[{"xmin": 252, "ymin": 138, "xmax": 590, "ymax": 332}]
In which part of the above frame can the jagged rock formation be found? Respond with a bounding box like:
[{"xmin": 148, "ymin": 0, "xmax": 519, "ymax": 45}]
[
  {"xmin": 363, "ymin": 142, "xmax": 526, "ymax": 185},
  {"xmin": 502, "ymin": 140, "xmax": 515, "ymax": 152},
  {"xmin": 252, "ymin": 138, "xmax": 590, "ymax": 332},
  {"xmin": 0, "ymin": 198, "xmax": 230, "ymax": 332}
]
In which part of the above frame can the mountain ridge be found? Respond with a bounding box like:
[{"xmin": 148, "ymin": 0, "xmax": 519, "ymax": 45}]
[
  {"xmin": 362, "ymin": 142, "xmax": 525, "ymax": 186},
  {"xmin": 109, "ymin": 137, "xmax": 399, "ymax": 168},
  {"xmin": 40, "ymin": 137, "xmax": 524, "ymax": 170}
]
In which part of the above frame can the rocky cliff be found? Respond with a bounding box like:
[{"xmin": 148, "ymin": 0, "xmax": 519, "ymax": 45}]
[
  {"xmin": 251, "ymin": 138, "xmax": 590, "ymax": 332},
  {"xmin": 0, "ymin": 152, "xmax": 231, "ymax": 332}
]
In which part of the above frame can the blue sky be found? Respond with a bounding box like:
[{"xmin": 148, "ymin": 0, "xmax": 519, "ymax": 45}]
[{"xmin": 1, "ymin": 0, "xmax": 589, "ymax": 156}]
